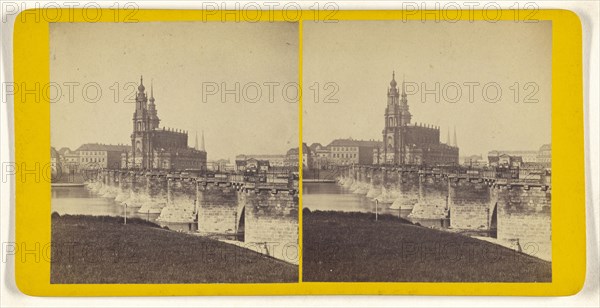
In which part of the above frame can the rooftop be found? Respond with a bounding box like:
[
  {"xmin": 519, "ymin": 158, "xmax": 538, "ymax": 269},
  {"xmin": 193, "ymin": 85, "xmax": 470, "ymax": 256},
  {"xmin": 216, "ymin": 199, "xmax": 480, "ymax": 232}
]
[
  {"xmin": 76, "ymin": 143, "xmax": 130, "ymax": 152},
  {"xmin": 327, "ymin": 139, "xmax": 382, "ymax": 148}
]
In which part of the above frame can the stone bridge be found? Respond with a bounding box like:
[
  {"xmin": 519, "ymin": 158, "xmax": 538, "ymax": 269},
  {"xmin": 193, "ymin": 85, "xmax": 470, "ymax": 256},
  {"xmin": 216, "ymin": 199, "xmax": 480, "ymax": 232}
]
[
  {"xmin": 339, "ymin": 165, "xmax": 552, "ymax": 260},
  {"xmin": 90, "ymin": 170, "xmax": 298, "ymax": 251}
]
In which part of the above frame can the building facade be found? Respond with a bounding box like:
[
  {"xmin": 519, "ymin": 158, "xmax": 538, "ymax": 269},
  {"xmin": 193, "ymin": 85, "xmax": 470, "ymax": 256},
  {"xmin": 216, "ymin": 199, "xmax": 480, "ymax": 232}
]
[
  {"xmin": 207, "ymin": 159, "xmax": 233, "ymax": 172},
  {"xmin": 56, "ymin": 147, "xmax": 81, "ymax": 173},
  {"xmin": 308, "ymin": 143, "xmax": 331, "ymax": 169},
  {"xmin": 121, "ymin": 77, "xmax": 207, "ymax": 171},
  {"xmin": 235, "ymin": 158, "xmax": 270, "ymax": 173},
  {"xmin": 537, "ymin": 144, "xmax": 551, "ymax": 167},
  {"xmin": 487, "ymin": 150, "xmax": 538, "ymax": 163},
  {"xmin": 487, "ymin": 144, "xmax": 551, "ymax": 169},
  {"xmin": 50, "ymin": 147, "xmax": 60, "ymax": 176},
  {"xmin": 286, "ymin": 143, "xmax": 311, "ymax": 170},
  {"xmin": 488, "ymin": 153, "xmax": 523, "ymax": 168},
  {"xmin": 461, "ymin": 154, "xmax": 484, "ymax": 166},
  {"xmin": 235, "ymin": 154, "xmax": 286, "ymax": 169},
  {"xmin": 375, "ymin": 72, "xmax": 459, "ymax": 166},
  {"xmin": 327, "ymin": 139, "xmax": 381, "ymax": 166},
  {"xmin": 77, "ymin": 143, "xmax": 130, "ymax": 169}
]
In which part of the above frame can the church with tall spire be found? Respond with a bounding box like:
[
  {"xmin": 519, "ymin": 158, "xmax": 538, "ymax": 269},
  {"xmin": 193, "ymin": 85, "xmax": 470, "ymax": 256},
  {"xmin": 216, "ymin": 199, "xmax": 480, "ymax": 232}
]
[
  {"xmin": 374, "ymin": 72, "xmax": 459, "ymax": 166},
  {"xmin": 121, "ymin": 76, "xmax": 207, "ymax": 170}
]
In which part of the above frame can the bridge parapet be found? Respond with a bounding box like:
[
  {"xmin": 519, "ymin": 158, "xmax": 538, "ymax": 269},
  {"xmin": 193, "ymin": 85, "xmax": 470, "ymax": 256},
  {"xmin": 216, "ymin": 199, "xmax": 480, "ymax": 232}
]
[
  {"xmin": 343, "ymin": 165, "xmax": 550, "ymax": 190},
  {"xmin": 100, "ymin": 169, "xmax": 298, "ymax": 193}
]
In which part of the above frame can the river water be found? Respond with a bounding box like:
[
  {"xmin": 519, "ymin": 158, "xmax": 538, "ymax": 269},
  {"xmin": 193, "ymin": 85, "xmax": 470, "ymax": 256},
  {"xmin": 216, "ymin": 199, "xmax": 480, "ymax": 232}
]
[
  {"xmin": 302, "ymin": 182, "xmax": 445, "ymax": 228},
  {"xmin": 54, "ymin": 183, "xmax": 457, "ymax": 231},
  {"xmin": 51, "ymin": 186, "xmax": 195, "ymax": 231}
]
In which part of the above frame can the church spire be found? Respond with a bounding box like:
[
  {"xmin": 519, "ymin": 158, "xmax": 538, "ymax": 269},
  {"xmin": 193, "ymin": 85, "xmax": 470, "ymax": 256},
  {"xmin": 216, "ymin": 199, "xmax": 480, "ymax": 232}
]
[
  {"xmin": 194, "ymin": 132, "xmax": 198, "ymax": 150},
  {"xmin": 200, "ymin": 130, "xmax": 206, "ymax": 152},
  {"xmin": 447, "ymin": 126, "xmax": 451, "ymax": 145},
  {"xmin": 453, "ymin": 126, "xmax": 458, "ymax": 147},
  {"xmin": 390, "ymin": 71, "xmax": 397, "ymax": 88},
  {"xmin": 149, "ymin": 79, "xmax": 155, "ymax": 103},
  {"xmin": 400, "ymin": 74, "xmax": 408, "ymax": 106},
  {"xmin": 138, "ymin": 75, "xmax": 145, "ymax": 92}
]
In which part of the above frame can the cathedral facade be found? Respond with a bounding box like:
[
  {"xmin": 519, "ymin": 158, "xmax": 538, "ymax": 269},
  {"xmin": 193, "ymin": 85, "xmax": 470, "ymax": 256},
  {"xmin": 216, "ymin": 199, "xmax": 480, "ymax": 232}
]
[
  {"xmin": 374, "ymin": 72, "xmax": 459, "ymax": 166},
  {"xmin": 121, "ymin": 77, "xmax": 207, "ymax": 171}
]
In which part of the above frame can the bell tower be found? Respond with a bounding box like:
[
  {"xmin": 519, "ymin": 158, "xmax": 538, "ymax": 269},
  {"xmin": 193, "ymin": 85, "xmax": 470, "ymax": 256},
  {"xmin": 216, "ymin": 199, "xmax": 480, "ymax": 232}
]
[
  {"xmin": 148, "ymin": 80, "xmax": 161, "ymax": 130},
  {"xmin": 399, "ymin": 77, "xmax": 412, "ymax": 126},
  {"xmin": 382, "ymin": 72, "xmax": 411, "ymax": 165},
  {"xmin": 131, "ymin": 76, "xmax": 149, "ymax": 168},
  {"xmin": 383, "ymin": 72, "xmax": 400, "ymax": 164}
]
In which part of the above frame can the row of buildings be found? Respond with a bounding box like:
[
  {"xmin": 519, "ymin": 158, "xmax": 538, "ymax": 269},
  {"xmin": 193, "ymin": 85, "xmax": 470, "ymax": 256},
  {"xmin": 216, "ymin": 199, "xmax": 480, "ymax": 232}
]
[
  {"xmin": 233, "ymin": 144, "xmax": 309, "ymax": 173},
  {"xmin": 235, "ymin": 139, "xmax": 383, "ymax": 173},
  {"xmin": 52, "ymin": 77, "xmax": 208, "ymax": 174},
  {"xmin": 52, "ymin": 76, "xmax": 312, "ymax": 176},
  {"xmin": 231, "ymin": 72, "xmax": 550, "ymax": 172},
  {"xmin": 52, "ymin": 74, "xmax": 551, "ymax": 175},
  {"xmin": 303, "ymin": 72, "xmax": 460, "ymax": 170},
  {"xmin": 487, "ymin": 144, "xmax": 552, "ymax": 168},
  {"xmin": 52, "ymin": 143, "xmax": 130, "ymax": 174},
  {"xmin": 302, "ymin": 72, "xmax": 551, "ymax": 170},
  {"xmin": 459, "ymin": 144, "xmax": 551, "ymax": 169}
]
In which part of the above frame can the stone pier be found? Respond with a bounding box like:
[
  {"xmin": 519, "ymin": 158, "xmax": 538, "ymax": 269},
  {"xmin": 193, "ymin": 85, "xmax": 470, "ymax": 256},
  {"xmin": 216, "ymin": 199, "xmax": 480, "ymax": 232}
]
[
  {"xmin": 196, "ymin": 183, "xmax": 239, "ymax": 236},
  {"xmin": 92, "ymin": 170, "xmax": 299, "ymax": 255},
  {"xmin": 342, "ymin": 165, "xmax": 552, "ymax": 260},
  {"xmin": 448, "ymin": 178, "xmax": 492, "ymax": 230}
]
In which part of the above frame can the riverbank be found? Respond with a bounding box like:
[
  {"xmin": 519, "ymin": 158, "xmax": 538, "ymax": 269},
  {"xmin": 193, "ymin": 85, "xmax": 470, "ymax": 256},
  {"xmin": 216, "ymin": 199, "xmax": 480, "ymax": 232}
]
[
  {"xmin": 51, "ymin": 214, "xmax": 297, "ymax": 283},
  {"xmin": 302, "ymin": 210, "xmax": 551, "ymax": 282}
]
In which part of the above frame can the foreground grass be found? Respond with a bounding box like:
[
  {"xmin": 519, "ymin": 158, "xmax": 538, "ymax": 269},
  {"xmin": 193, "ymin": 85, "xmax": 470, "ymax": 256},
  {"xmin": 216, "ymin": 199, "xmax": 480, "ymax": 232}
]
[
  {"xmin": 51, "ymin": 214, "xmax": 297, "ymax": 283},
  {"xmin": 303, "ymin": 210, "xmax": 551, "ymax": 282}
]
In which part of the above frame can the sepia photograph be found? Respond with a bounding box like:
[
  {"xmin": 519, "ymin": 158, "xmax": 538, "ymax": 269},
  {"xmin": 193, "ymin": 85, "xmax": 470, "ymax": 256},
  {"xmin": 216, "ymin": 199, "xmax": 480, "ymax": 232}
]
[
  {"xmin": 301, "ymin": 20, "xmax": 552, "ymax": 282},
  {"xmin": 3, "ymin": 0, "xmax": 593, "ymax": 302},
  {"xmin": 49, "ymin": 21, "xmax": 299, "ymax": 283}
]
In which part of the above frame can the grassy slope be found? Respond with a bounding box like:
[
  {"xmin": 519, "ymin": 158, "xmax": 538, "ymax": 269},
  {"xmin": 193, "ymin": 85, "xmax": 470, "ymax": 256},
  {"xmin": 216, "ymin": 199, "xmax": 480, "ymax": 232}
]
[
  {"xmin": 51, "ymin": 214, "xmax": 297, "ymax": 284},
  {"xmin": 303, "ymin": 210, "xmax": 551, "ymax": 282}
]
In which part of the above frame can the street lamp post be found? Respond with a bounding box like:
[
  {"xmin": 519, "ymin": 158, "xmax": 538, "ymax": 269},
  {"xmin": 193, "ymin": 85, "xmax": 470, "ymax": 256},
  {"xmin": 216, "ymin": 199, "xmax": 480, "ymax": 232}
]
[
  {"xmin": 123, "ymin": 203, "xmax": 128, "ymax": 225},
  {"xmin": 375, "ymin": 199, "xmax": 379, "ymax": 222}
]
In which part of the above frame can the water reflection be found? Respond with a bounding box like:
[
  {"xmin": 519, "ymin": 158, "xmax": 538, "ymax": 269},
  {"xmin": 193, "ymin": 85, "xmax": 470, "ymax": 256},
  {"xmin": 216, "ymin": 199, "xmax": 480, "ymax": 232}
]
[
  {"xmin": 51, "ymin": 186, "xmax": 195, "ymax": 232},
  {"xmin": 302, "ymin": 183, "xmax": 444, "ymax": 228}
]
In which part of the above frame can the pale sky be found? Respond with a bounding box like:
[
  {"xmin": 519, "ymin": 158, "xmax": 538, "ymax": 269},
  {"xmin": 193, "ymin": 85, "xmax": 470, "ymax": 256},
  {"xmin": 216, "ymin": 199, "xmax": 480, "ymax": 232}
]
[
  {"xmin": 50, "ymin": 22, "xmax": 298, "ymax": 161},
  {"xmin": 303, "ymin": 21, "xmax": 552, "ymax": 157}
]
